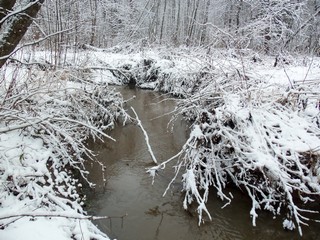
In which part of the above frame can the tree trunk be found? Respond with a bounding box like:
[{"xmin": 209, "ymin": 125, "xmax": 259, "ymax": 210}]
[
  {"xmin": 236, "ymin": 0, "xmax": 243, "ymax": 30},
  {"xmin": 0, "ymin": 0, "xmax": 16, "ymax": 27},
  {"xmin": 173, "ymin": 0, "xmax": 181, "ymax": 45},
  {"xmin": 186, "ymin": 0, "xmax": 200, "ymax": 46},
  {"xmin": 200, "ymin": 0, "xmax": 210, "ymax": 45},
  {"xmin": 0, "ymin": 0, "xmax": 45, "ymax": 68},
  {"xmin": 90, "ymin": 0, "xmax": 97, "ymax": 46},
  {"xmin": 159, "ymin": 0, "xmax": 167, "ymax": 43},
  {"xmin": 149, "ymin": 0, "xmax": 161, "ymax": 43}
]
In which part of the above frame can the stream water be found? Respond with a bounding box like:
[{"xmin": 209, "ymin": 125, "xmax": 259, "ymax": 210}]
[{"xmin": 86, "ymin": 86, "xmax": 319, "ymax": 240}]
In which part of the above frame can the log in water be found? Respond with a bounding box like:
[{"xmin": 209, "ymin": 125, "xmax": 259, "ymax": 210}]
[{"xmin": 85, "ymin": 86, "xmax": 318, "ymax": 240}]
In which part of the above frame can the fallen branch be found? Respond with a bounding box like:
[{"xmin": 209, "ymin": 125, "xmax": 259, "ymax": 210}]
[
  {"xmin": 146, "ymin": 58, "xmax": 320, "ymax": 235},
  {"xmin": 131, "ymin": 106, "xmax": 158, "ymax": 164}
]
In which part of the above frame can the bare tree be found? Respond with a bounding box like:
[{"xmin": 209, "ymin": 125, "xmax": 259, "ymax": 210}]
[{"xmin": 4, "ymin": 0, "xmax": 317, "ymax": 62}]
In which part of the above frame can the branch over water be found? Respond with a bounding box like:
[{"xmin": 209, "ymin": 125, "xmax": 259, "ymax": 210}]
[{"xmin": 131, "ymin": 106, "xmax": 158, "ymax": 164}]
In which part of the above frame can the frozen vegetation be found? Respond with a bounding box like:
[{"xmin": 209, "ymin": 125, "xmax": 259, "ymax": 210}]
[
  {"xmin": 0, "ymin": 45, "xmax": 319, "ymax": 239},
  {"xmin": 1, "ymin": 1, "xmax": 320, "ymax": 239},
  {"xmin": 79, "ymin": 45, "xmax": 320, "ymax": 236},
  {"xmin": 0, "ymin": 60, "xmax": 127, "ymax": 240}
]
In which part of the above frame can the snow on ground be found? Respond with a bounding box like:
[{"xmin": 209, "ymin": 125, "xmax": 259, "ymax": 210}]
[
  {"xmin": 28, "ymin": 46, "xmax": 320, "ymax": 93},
  {"xmin": 1, "ymin": 46, "xmax": 319, "ymax": 238},
  {"xmin": 0, "ymin": 129, "xmax": 109, "ymax": 240}
]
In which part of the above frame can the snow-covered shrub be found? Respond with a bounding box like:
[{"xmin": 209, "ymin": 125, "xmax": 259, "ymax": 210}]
[
  {"xmin": 148, "ymin": 63, "xmax": 320, "ymax": 236},
  {"xmin": 0, "ymin": 65, "xmax": 126, "ymax": 239},
  {"xmin": 52, "ymin": 46, "xmax": 319, "ymax": 236}
]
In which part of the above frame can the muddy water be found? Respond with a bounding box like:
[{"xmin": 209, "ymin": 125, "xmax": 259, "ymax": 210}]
[{"xmin": 86, "ymin": 86, "xmax": 319, "ymax": 240}]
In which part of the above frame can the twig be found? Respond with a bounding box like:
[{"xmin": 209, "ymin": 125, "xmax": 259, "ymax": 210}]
[
  {"xmin": 303, "ymin": 56, "xmax": 313, "ymax": 84},
  {"xmin": 283, "ymin": 68, "xmax": 294, "ymax": 89},
  {"xmin": 50, "ymin": 117, "xmax": 115, "ymax": 142}
]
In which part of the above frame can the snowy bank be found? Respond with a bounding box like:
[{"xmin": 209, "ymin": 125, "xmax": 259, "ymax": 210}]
[
  {"xmin": 4, "ymin": 46, "xmax": 320, "ymax": 237},
  {"xmin": 82, "ymin": 46, "xmax": 320, "ymax": 235},
  {"xmin": 0, "ymin": 64, "xmax": 127, "ymax": 240},
  {"xmin": 140, "ymin": 49, "xmax": 320, "ymax": 236}
]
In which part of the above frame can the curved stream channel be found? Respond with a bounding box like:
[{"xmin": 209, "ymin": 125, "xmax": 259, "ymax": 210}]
[{"xmin": 86, "ymin": 86, "xmax": 319, "ymax": 240}]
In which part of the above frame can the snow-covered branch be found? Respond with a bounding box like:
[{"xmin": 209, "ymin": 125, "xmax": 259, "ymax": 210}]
[
  {"xmin": 0, "ymin": 117, "xmax": 49, "ymax": 133},
  {"xmin": 0, "ymin": 63, "xmax": 127, "ymax": 239},
  {"xmin": 131, "ymin": 106, "xmax": 158, "ymax": 164},
  {"xmin": 146, "ymin": 50, "xmax": 320, "ymax": 235}
]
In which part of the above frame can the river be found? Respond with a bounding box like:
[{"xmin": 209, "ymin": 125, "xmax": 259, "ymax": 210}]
[{"xmin": 85, "ymin": 86, "xmax": 319, "ymax": 240}]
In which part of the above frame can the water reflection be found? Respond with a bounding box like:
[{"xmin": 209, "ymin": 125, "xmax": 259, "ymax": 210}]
[{"xmin": 85, "ymin": 86, "xmax": 319, "ymax": 240}]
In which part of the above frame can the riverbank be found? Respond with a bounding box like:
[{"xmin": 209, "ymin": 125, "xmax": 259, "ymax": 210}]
[
  {"xmin": 76, "ymin": 46, "xmax": 320, "ymax": 235},
  {"xmin": 0, "ymin": 46, "xmax": 319, "ymax": 238},
  {"xmin": 84, "ymin": 87, "xmax": 320, "ymax": 240},
  {"xmin": 0, "ymin": 64, "xmax": 127, "ymax": 240}
]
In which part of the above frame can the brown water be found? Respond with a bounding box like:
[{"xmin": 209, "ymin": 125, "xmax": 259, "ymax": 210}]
[{"xmin": 86, "ymin": 86, "xmax": 319, "ymax": 240}]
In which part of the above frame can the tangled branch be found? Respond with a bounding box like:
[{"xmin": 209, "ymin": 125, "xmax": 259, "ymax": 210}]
[{"xmin": 148, "ymin": 60, "xmax": 320, "ymax": 235}]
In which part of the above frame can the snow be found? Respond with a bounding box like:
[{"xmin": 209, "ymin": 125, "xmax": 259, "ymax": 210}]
[
  {"xmin": 119, "ymin": 48, "xmax": 320, "ymax": 236},
  {"xmin": 0, "ymin": 127, "xmax": 111, "ymax": 239},
  {"xmin": 283, "ymin": 219, "xmax": 296, "ymax": 231},
  {"xmin": 190, "ymin": 125, "xmax": 204, "ymax": 139},
  {"xmin": 0, "ymin": 59, "xmax": 128, "ymax": 239},
  {"xmin": 1, "ymin": 45, "xmax": 320, "ymax": 238},
  {"xmin": 1, "ymin": 217, "xmax": 70, "ymax": 240}
]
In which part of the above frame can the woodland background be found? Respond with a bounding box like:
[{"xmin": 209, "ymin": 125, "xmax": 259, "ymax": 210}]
[{"xmin": 5, "ymin": 0, "xmax": 320, "ymax": 63}]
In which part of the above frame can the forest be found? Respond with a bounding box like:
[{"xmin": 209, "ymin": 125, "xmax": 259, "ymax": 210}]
[
  {"xmin": 20, "ymin": 0, "xmax": 320, "ymax": 54},
  {"xmin": 0, "ymin": 0, "xmax": 319, "ymax": 239}
]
